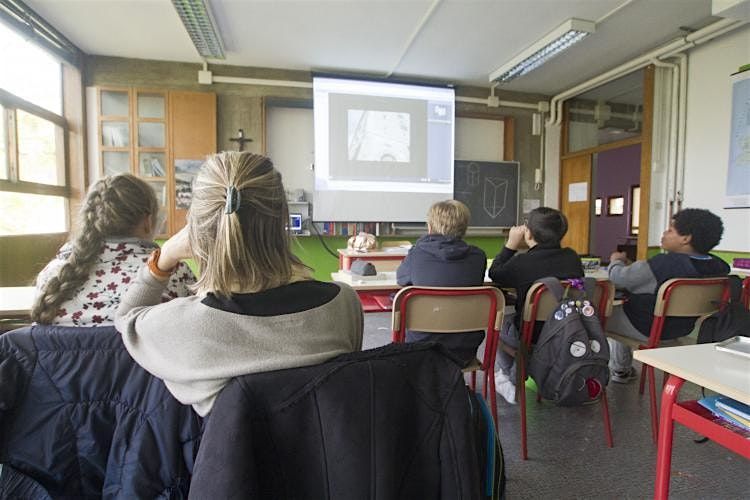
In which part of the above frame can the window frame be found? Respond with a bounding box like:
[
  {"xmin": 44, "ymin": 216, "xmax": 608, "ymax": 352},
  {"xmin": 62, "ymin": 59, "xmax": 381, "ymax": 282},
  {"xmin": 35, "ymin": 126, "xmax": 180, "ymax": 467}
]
[{"xmin": 0, "ymin": 87, "xmax": 70, "ymax": 199}]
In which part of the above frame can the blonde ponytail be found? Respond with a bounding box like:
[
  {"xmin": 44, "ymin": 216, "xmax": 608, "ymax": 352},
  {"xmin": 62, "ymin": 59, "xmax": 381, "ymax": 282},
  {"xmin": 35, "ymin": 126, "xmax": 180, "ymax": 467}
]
[{"xmin": 189, "ymin": 151, "xmax": 307, "ymax": 296}]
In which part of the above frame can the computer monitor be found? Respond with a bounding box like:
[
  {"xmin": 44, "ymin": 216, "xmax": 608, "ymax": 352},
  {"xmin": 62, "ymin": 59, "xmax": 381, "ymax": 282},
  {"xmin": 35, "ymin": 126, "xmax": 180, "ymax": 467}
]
[{"xmin": 289, "ymin": 213, "xmax": 302, "ymax": 232}]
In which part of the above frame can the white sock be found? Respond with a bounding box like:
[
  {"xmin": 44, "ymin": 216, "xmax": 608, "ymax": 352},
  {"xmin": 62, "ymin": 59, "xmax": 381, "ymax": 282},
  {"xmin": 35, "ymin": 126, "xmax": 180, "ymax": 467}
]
[{"xmin": 495, "ymin": 369, "xmax": 517, "ymax": 404}]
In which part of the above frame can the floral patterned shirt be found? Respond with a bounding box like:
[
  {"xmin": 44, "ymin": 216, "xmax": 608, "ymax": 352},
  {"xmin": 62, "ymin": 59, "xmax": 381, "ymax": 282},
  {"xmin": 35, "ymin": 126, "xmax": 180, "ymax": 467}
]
[{"xmin": 35, "ymin": 238, "xmax": 196, "ymax": 327}]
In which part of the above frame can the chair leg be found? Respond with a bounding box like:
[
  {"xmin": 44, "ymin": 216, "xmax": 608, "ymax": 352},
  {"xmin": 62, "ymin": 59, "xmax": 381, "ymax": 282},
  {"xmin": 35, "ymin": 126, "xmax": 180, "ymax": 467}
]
[
  {"xmin": 639, "ymin": 366, "xmax": 647, "ymax": 395},
  {"xmin": 648, "ymin": 365, "xmax": 659, "ymax": 443},
  {"xmin": 470, "ymin": 371, "xmax": 476, "ymax": 392},
  {"xmin": 536, "ymin": 392, "xmax": 542, "ymax": 403},
  {"xmin": 601, "ymin": 388, "xmax": 614, "ymax": 448}
]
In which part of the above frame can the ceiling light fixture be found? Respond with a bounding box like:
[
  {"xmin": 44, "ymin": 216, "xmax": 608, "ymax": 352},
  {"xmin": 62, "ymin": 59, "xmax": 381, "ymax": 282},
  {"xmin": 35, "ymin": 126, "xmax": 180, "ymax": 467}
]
[
  {"xmin": 172, "ymin": 0, "xmax": 225, "ymax": 59},
  {"xmin": 489, "ymin": 18, "xmax": 595, "ymax": 84}
]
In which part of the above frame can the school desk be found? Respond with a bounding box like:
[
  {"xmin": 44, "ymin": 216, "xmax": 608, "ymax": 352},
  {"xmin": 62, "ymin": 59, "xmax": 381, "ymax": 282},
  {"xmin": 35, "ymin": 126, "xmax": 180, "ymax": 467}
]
[
  {"xmin": 633, "ymin": 344, "xmax": 750, "ymax": 500},
  {"xmin": 337, "ymin": 248, "xmax": 409, "ymax": 272},
  {"xmin": 0, "ymin": 286, "xmax": 35, "ymax": 332}
]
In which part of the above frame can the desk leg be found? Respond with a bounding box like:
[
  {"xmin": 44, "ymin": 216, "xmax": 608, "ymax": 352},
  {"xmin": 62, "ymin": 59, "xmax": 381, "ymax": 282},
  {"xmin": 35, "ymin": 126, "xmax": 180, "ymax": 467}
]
[{"xmin": 654, "ymin": 374, "xmax": 684, "ymax": 500}]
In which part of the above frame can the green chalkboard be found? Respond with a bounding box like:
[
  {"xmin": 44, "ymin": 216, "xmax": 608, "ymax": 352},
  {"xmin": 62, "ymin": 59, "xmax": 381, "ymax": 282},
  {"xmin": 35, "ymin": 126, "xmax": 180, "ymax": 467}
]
[{"xmin": 454, "ymin": 160, "xmax": 520, "ymax": 227}]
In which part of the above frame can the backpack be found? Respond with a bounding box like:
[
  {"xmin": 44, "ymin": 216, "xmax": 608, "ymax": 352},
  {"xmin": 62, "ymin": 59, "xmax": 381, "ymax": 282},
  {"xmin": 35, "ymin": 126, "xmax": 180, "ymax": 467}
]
[
  {"xmin": 697, "ymin": 275, "xmax": 750, "ymax": 344},
  {"xmin": 527, "ymin": 277, "xmax": 610, "ymax": 406}
]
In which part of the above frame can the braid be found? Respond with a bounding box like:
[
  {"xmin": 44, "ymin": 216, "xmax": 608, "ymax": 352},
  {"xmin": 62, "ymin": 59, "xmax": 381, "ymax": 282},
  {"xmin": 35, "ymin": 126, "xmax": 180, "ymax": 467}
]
[{"xmin": 31, "ymin": 175, "xmax": 156, "ymax": 324}]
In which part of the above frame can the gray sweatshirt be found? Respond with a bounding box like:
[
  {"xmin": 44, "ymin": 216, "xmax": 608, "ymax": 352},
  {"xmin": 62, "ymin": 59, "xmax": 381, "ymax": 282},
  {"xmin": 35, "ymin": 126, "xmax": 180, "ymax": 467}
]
[{"xmin": 115, "ymin": 265, "xmax": 363, "ymax": 416}]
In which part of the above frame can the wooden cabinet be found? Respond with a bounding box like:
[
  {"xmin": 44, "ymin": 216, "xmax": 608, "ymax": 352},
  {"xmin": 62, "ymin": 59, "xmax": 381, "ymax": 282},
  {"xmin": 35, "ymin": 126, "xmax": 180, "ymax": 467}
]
[{"xmin": 95, "ymin": 87, "xmax": 216, "ymax": 237}]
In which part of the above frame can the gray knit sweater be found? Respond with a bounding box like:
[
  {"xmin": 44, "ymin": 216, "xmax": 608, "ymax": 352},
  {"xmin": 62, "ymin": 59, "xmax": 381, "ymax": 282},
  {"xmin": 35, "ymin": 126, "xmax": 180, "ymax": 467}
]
[{"xmin": 115, "ymin": 266, "xmax": 363, "ymax": 416}]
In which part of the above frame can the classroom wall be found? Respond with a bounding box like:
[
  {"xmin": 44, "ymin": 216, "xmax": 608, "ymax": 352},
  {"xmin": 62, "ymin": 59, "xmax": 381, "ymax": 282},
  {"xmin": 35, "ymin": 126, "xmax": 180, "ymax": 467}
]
[
  {"xmin": 84, "ymin": 56, "xmax": 543, "ymax": 276},
  {"xmin": 682, "ymin": 26, "xmax": 750, "ymax": 253}
]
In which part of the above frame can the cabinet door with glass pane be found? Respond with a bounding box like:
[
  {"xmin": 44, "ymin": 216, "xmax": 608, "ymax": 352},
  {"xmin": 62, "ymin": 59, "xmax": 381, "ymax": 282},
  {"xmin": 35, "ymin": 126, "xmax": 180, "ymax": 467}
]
[
  {"xmin": 97, "ymin": 87, "xmax": 170, "ymax": 237},
  {"xmin": 98, "ymin": 88, "xmax": 131, "ymax": 177}
]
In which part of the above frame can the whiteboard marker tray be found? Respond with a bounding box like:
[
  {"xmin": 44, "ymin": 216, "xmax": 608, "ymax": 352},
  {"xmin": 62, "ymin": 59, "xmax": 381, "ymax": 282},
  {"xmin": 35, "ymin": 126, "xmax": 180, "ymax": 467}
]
[{"xmin": 715, "ymin": 336, "xmax": 750, "ymax": 359}]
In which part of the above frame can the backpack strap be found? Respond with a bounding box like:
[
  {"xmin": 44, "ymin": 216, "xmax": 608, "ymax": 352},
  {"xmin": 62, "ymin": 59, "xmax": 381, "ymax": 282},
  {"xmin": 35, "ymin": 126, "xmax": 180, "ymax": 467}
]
[
  {"xmin": 536, "ymin": 277, "xmax": 565, "ymax": 301},
  {"xmin": 583, "ymin": 277, "xmax": 597, "ymax": 302}
]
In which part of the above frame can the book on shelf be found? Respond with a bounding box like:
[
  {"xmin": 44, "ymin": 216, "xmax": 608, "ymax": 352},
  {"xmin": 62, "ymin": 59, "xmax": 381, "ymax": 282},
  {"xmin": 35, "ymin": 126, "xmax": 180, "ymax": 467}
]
[{"xmin": 697, "ymin": 395, "xmax": 750, "ymax": 431}]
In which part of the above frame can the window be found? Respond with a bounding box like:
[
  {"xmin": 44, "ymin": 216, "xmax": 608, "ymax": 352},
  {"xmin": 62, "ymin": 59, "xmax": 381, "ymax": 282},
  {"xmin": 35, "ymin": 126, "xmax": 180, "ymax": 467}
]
[
  {"xmin": 0, "ymin": 23, "xmax": 62, "ymax": 114},
  {"xmin": 607, "ymin": 196, "xmax": 624, "ymax": 216},
  {"xmin": 630, "ymin": 185, "xmax": 641, "ymax": 235},
  {"xmin": 0, "ymin": 22, "xmax": 68, "ymax": 236}
]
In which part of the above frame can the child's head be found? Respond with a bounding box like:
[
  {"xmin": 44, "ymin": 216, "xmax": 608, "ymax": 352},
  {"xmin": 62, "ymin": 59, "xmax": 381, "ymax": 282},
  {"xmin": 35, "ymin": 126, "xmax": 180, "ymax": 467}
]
[
  {"xmin": 32, "ymin": 174, "xmax": 158, "ymax": 324},
  {"xmin": 188, "ymin": 151, "xmax": 304, "ymax": 296},
  {"xmin": 663, "ymin": 208, "xmax": 723, "ymax": 254},
  {"xmin": 427, "ymin": 200, "xmax": 470, "ymax": 239},
  {"xmin": 525, "ymin": 207, "xmax": 568, "ymax": 247}
]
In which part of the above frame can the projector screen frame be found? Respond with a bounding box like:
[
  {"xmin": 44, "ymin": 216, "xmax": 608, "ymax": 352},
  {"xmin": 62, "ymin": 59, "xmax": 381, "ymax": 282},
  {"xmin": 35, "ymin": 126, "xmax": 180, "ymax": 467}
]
[{"xmin": 313, "ymin": 75, "xmax": 456, "ymax": 222}]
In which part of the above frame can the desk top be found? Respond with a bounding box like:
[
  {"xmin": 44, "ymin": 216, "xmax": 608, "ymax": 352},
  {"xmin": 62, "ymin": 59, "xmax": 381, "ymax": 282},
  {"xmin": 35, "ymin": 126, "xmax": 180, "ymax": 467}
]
[
  {"xmin": 634, "ymin": 344, "xmax": 750, "ymax": 405},
  {"xmin": 331, "ymin": 271, "xmax": 400, "ymax": 290},
  {"xmin": 338, "ymin": 248, "xmax": 409, "ymax": 258},
  {"xmin": 0, "ymin": 286, "xmax": 35, "ymax": 317}
]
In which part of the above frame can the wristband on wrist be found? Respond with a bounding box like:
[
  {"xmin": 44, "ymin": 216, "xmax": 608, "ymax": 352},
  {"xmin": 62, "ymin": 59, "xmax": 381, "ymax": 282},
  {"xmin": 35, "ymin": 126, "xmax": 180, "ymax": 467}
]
[{"xmin": 147, "ymin": 248, "xmax": 177, "ymax": 279}]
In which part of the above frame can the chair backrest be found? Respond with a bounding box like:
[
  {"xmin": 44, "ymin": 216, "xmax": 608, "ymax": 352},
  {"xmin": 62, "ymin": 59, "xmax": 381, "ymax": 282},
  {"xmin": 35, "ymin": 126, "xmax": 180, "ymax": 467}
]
[
  {"xmin": 521, "ymin": 279, "xmax": 613, "ymax": 345},
  {"xmin": 522, "ymin": 279, "xmax": 613, "ymax": 322},
  {"xmin": 654, "ymin": 277, "xmax": 730, "ymax": 318},
  {"xmin": 646, "ymin": 277, "xmax": 730, "ymax": 347},
  {"xmin": 391, "ymin": 286, "xmax": 504, "ymax": 336},
  {"xmin": 742, "ymin": 276, "xmax": 750, "ymax": 310}
]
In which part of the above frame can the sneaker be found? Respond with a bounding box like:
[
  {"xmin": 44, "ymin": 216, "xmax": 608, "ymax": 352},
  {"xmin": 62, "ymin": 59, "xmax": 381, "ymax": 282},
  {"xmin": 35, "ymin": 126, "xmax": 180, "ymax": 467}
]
[
  {"xmin": 610, "ymin": 367, "xmax": 638, "ymax": 384},
  {"xmin": 494, "ymin": 370, "xmax": 517, "ymax": 404}
]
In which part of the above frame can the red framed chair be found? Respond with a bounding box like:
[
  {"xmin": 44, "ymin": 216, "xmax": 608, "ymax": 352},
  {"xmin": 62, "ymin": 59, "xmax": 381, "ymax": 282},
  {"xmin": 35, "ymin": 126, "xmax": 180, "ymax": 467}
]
[
  {"xmin": 741, "ymin": 276, "xmax": 750, "ymax": 310},
  {"xmin": 513, "ymin": 279, "xmax": 615, "ymax": 460},
  {"xmin": 606, "ymin": 277, "xmax": 730, "ymax": 443},
  {"xmin": 391, "ymin": 286, "xmax": 505, "ymax": 428}
]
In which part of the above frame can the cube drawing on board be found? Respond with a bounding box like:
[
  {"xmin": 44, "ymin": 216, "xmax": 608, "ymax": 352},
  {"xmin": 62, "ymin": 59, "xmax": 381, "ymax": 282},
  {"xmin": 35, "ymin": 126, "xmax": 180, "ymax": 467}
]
[{"xmin": 483, "ymin": 177, "xmax": 508, "ymax": 218}]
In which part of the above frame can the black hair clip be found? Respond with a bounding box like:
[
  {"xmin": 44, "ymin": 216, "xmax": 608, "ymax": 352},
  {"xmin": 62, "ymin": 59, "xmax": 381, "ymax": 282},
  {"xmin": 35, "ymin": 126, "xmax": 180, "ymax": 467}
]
[{"xmin": 224, "ymin": 185, "xmax": 241, "ymax": 214}]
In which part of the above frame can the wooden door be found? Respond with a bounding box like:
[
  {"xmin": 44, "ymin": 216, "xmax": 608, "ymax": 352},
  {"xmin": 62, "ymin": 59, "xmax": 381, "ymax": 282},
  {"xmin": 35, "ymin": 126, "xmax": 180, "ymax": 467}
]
[
  {"xmin": 169, "ymin": 91, "xmax": 217, "ymax": 232},
  {"xmin": 560, "ymin": 154, "xmax": 591, "ymax": 254}
]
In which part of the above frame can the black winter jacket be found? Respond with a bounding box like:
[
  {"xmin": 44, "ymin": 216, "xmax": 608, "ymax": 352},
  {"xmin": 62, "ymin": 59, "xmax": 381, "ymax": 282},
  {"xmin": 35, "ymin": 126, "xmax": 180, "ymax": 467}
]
[
  {"xmin": 0, "ymin": 325, "xmax": 202, "ymax": 499},
  {"xmin": 396, "ymin": 234, "xmax": 487, "ymax": 363},
  {"xmin": 189, "ymin": 343, "xmax": 482, "ymax": 500},
  {"xmin": 489, "ymin": 245, "xmax": 584, "ymax": 330}
]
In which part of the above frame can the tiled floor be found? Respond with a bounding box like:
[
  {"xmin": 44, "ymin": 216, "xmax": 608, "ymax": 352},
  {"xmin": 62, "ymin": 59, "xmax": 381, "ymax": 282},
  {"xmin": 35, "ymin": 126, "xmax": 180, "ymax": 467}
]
[{"xmin": 364, "ymin": 312, "xmax": 749, "ymax": 499}]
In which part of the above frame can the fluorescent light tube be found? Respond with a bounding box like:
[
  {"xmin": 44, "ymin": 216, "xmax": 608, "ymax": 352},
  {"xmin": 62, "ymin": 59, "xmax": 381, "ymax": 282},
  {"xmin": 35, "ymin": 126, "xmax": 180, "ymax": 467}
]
[
  {"xmin": 172, "ymin": 0, "xmax": 225, "ymax": 59},
  {"xmin": 490, "ymin": 18, "xmax": 595, "ymax": 83}
]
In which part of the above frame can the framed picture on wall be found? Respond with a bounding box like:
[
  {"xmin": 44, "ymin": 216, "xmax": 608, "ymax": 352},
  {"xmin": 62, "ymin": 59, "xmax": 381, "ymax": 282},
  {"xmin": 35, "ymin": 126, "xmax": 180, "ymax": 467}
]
[
  {"xmin": 607, "ymin": 195, "xmax": 624, "ymax": 216},
  {"xmin": 630, "ymin": 185, "xmax": 640, "ymax": 235},
  {"xmin": 595, "ymin": 197, "xmax": 602, "ymax": 216}
]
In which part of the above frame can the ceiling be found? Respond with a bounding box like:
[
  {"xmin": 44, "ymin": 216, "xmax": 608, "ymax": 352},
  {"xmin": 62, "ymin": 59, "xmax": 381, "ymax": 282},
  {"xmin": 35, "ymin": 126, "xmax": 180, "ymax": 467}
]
[{"xmin": 25, "ymin": 0, "xmax": 723, "ymax": 96}]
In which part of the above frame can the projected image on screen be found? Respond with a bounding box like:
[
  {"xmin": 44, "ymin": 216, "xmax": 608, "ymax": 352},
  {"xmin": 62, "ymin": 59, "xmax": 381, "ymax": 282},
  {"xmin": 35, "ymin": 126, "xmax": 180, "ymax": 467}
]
[
  {"xmin": 313, "ymin": 77, "xmax": 455, "ymax": 221},
  {"xmin": 347, "ymin": 110, "xmax": 411, "ymax": 162}
]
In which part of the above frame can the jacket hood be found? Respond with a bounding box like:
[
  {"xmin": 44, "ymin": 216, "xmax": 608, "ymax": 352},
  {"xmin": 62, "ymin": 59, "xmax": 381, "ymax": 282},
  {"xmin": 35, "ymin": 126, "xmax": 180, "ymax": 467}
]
[{"xmin": 415, "ymin": 234, "xmax": 472, "ymax": 261}]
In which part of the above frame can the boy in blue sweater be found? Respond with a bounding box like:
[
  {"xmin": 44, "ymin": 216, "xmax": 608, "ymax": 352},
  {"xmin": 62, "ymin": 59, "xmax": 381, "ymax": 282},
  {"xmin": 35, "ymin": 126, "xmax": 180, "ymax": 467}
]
[{"xmin": 396, "ymin": 200, "xmax": 487, "ymax": 365}]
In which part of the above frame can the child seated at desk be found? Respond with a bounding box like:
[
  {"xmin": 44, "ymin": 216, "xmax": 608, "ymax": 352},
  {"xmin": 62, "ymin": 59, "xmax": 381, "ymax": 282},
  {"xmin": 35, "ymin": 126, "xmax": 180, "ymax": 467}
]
[
  {"xmin": 32, "ymin": 174, "xmax": 195, "ymax": 326},
  {"xmin": 396, "ymin": 200, "xmax": 486, "ymax": 365},
  {"xmin": 115, "ymin": 152, "xmax": 363, "ymax": 416},
  {"xmin": 488, "ymin": 207, "xmax": 583, "ymax": 403},
  {"xmin": 606, "ymin": 208, "xmax": 729, "ymax": 383}
]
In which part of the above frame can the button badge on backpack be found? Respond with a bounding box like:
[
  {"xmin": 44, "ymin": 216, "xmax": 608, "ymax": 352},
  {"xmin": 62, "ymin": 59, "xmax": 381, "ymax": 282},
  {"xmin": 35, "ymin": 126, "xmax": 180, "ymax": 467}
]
[
  {"xmin": 570, "ymin": 340, "xmax": 587, "ymax": 357},
  {"xmin": 582, "ymin": 304, "xmax": 595, "ymax": 317}
]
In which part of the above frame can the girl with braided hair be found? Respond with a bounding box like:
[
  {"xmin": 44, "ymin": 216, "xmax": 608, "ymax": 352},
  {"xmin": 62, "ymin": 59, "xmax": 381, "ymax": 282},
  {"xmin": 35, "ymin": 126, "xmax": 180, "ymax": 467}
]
[
  {"xmin": 33, "ymin": 174, "xmax": 195, "ymax": 326},
  {"xmin": 116, "ymin": 152, "xmax": 363, "ymax": 416}
]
